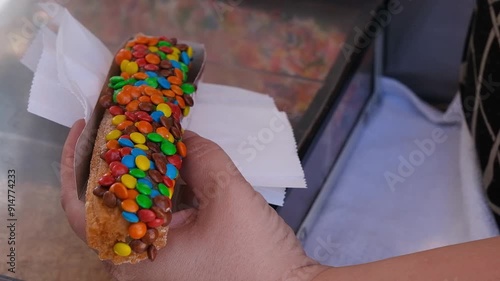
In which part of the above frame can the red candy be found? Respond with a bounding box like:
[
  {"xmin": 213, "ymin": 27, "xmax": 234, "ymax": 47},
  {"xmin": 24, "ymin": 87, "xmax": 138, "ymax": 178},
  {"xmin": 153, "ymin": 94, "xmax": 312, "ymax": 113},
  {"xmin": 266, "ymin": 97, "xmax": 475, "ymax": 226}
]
[
  {"xmin": 169, "ymin": 103, "xmax": 182, "ymax": 121},
  {"xmin": 144, "ymin": 64, "xmax": 159, "ymax": 71},
  {"xmin": 109, "ymin": 106, "xmax": 124, "ymax": 116},
  {"xmin": 120, "ymin": 135, "xmax": 131, "ymax": 140},
  {"xmin": 111, "ymin": 162, "xmax": 129, "ymax": 177},
  {"xmin": 163, "ymin": 177, "xmax": 174, "ymax": 188},
  {"xmin": 147, "ymin": 218, "xmax": 164, "ymax": 228},
  {"xmin": 137, "ymin": 209, "xmax": 156, "ymax": 223},
  {"xmin": 98, "ymin": 175, "xmax": 115, "ymax": 186},
  {"xmin": 120, "ymin": 147, "xmax": 132, "ymax": 157},
  {"xmin": 136, "ymin": 58, "xmax": 147, "ymax": 67},
  {"xmin": 133, "ymin": 44, "xmax": 148, "ymax": 51},
  {"xmin": 125, "ymin": 111, "xmax": 137, "ymax": 122},
  {"xmin": 167, "ymin": 155, "xmax": 182, "ymax": 170},
  {"xmin": 132, "ymin": 50, "xmax": 147, "ymax": 58},
  {"xmin": 104, "ymin": 149, "xmax": 121, "ymax": 164},
  {"xmin": 136, "ymin": 111, "xmax": 153, "ymax": 122},
  {"xmin": 109, "ymin": 161, "xmax": 121, "ymax": 170},
  {"xmin": 159, "ymin": 46, "xmax": 172, "ymax": 54}
]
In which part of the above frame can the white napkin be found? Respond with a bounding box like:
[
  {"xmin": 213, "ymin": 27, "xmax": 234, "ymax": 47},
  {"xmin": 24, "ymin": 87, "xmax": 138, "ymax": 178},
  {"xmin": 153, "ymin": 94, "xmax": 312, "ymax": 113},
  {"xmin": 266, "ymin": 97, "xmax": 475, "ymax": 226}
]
[{"xmin": 21, "ymin": 4, "xmax": 306, "ymax": 206}]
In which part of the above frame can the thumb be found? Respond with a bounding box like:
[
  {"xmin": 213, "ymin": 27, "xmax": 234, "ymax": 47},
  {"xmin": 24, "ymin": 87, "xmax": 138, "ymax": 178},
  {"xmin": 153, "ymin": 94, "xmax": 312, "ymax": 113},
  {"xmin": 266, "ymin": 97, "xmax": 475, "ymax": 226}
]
[{"xmin": 180, "ymin": 131, "xmax": 255, "ymax": 212}]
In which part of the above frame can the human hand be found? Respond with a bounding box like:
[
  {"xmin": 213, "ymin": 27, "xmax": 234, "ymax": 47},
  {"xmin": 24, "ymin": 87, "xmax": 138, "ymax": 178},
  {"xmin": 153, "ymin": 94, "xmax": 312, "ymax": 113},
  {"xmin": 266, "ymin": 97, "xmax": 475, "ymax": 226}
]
[{"xmin": 60, "ymin": 119, "xmax": 327, "ymax": 281}]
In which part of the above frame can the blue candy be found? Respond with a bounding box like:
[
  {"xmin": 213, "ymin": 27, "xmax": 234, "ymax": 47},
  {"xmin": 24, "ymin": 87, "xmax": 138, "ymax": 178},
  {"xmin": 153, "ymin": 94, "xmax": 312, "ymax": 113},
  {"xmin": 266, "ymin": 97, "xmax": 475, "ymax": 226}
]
[
  {"xmin": 171, "ymin": 60, "xmax": 181, "ymax": 69},
  {"xmin": 150, "ymin": 111, "xmax": 165, "ymax": 122},
  {"xmin": 134, "ymin": 80, "xmax": 148, "ymax": 87},
  {"xmin": 150, "ymin": 189, "xmax": 160, "ymax": 198},
  {"xmin": 145, "ymin": 71, "xmax": 158, "ymax": 78},
  {"xmin": 122, "ymin": 211, "xmax": 139, "ymax": 223},
  {"xmin": 166, "ymin": 163, "xmax": 178, "ymax": 179},
  {"xmin": 131, "ymin": 148, "xmax": 147, "ymax": 157},
  {"xmin": 121, "ymin": 155, "xmax": 136, "ymax": 169},
  {"xmin": 137, "ymin": 178, "xmax": 153, "ymax": 189},
  {"xmin": 181, "ymin": 52, "xmax": 190, "ymax": 64},
  {"xmin": 118, "ymin": 138, "xmax": 134, "ymax": 148},
  {"xmin": 150, "ymin": 160, "xmax": 156, "ymax": 170},
  {"xmin": 157, "ymin": 76, "xmax": 171, "ymax": 89}
]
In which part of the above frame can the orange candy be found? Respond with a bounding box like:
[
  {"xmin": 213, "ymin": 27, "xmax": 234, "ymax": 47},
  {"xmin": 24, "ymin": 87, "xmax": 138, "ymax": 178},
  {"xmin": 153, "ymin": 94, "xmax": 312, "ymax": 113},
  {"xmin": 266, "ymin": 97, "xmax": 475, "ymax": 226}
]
[
  {"xmin": 174, "ymin": 68, "xmax": 184, "ymax": 80},
  {"xmin": 127, "ymin": 189, "xmax": 139, "ymax": 200},
  {"xmin": 128, "ymin": 222, "xmax": 147, "ymax": 239},
  {"xmin": 136, "ymin": 121, "xmax": 153, "ymax": 134},
  {"xmin": 130, "ymin": 87, "xmax": 142, "ymax": 99},
  {"xmin": 167, "ymin": 76, "xmax": 182, "ymax": 85},
  {"xmin": 125, "ymin": 41, "xmax": 135, "ymax": 48},
  {"xmin": 138, "ymin": 96, "xmax": 151, "ymax": 103},
  {"xmin": 133, "ymin": 72, "xmax": 148, "ymax": 80},
  {"xmin": 121, "ymin": 72, "xmax": 130, "ymax": 80},
  {"xmin": 116, "ymin": 120, "xmax": 134, "ymax": 131},
  {"xmin": 110, "ymin": 183, "xmax": 129, "ymax": 200},
  {"xmin": 156, "ymin": 127, "xmax": 170, "ymax": 138},
  {"xmin": 115, "ymin": 48, "xmax": 132, "ymax": 64},
  {"xmin": 171, "ymin": 85, "xmax": 183, "ymax": 96},
  {"xmin": 126, "ymin": 100, "xmax": 140, "ymax": 112},
  {"xmin": 145, "ymin": 53, "xmax": 160, "ymax": 65},
  {"xmin": 121, "ymin": 199, "xmax": 139, "ymax": 213},
  {"xmin": 148, "ymin": 37, "xmax": 159, "ymax": 46},
  {"xmin": 144, "ymin": 86, "xmax": 160, "ymax": 96},
  {"xmin": 135, "ymin": 36, "xmax": 149, "ymax": 44},
  {"xmin": 176, "ymin": 141, "xmax": 187, "ymax": 157},
  {"xmin": 162, "ymin": 90, "xmax": 175, "ymax": 98},
  {"xmin": 151, "ymin": 94, "xmax": 164, "ymax": 105},
  {"xmin": 175, "ymin": 96, "xmax": 186, "ymax": 109},
  {"xmin": 116, "ymin": 91, "xmax": 132, "ymax": 105},
  {"xmin": 106, "ymin": 140, "xmax": 120, "ymax": 150}
]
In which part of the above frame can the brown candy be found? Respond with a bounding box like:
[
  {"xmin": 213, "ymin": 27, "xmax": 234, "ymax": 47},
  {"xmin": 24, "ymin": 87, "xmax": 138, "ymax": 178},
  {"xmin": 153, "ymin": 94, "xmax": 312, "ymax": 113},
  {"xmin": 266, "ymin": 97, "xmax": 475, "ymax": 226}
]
[
  {"xmin": 159, "ymin": 116, "xmax": 172, "ymax": 129},
  {"xmin": 146, "ymin": 141, "xmax": 160, "ymax": 153},
  {"xmin": 147, "ymin": 245, "xmax": 157, "ymax": 261},
  {"xmin": 148, "ymin": 169, "xmax": 164, "ymax": 183},
  {"xmin": 153, "ymin": 153, "xmax": 167, "ymax": 175},
  {"xmin": 123, "ymin": 125, "xmax": 138, "ymax": 135},
  {"xmin": 92, "ymin": 185, "xmax": 107, "ymax": 197},
  {"xmin": 159, "ymin": 59, "xmax": 172, "ymax": 69},
  {"xmin": 170, "ymin": 38, "xmax": 177, "ymax": 45},
  {"xmin": 160, "ymin": 69, "xmax": 173, "ymax": 77},
  {"xmin": 173, "ymin": 120, "xmax": 182, "ymax": 131},
  {"xmin": 141, "ymin": 228, "xmax": 159, "ymax": 245},
  {"xmin": 171, "ymin": 127, "xmax": 181, "ymax": 140},
  {"xmin": 130, "ymin": 239, "xmax": 148, "ymax": 254},
  {"xmin": 151, "ymin": 206, "xmax": 167, "ymax": 220},
  {"xmin": 153, "ymin": 195, "xmax": 172, "ymax": 212},
  {"xmin": 99, "ymin": 94, "xmax": 113, "ymax": 108},
  {"xmin": 163, "ymin": 211, "xmax": 173, "ymax": 227},
  {"xmin": 139, "ymin": 102, "xmax": 154, "ymax": 112},
  {"xmin": 103, "ymin": 191, "xmax": 117, "ymax": 208},
  {"xmin": 183, "ymin": 95, "xmax": 194, "ymax": 107}
]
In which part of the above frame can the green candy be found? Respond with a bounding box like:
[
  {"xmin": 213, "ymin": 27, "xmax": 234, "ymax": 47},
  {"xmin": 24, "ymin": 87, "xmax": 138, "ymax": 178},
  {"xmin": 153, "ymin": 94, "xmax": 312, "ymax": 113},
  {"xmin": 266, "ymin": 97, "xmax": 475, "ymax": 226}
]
[
  {"xmin": 158, "ymin": 41, "xmax": 172, "ymax": 47},
  {"xmin": 145, "ymin": 77, "xmax": 158, "ymax": 88},
  {"xmin": 109, "ymin": 76, "xmax": 124, "ymax": 84},
  {"xmin": 157, "ymin": 51, "xmax": 167, "ymax": 60},
  {"xmin": 147, "ymin": 133, "xmax": 163, "ymax": 143},
  {"xmin": 126, "ymin": 78, "xmax": 137, "ymax": 85},
  {"xmin": 158, "ymin": 183, "xmax": 170, "ymax": 197},
  {"xmin": 136, "ymin": 194, "xmax": 152, "ymax": 208},
  {"xmin": 136, "ymin": 183, "xmax": 152, "ymax": 195},
  {"xmin": 182, "ymin": 71, "xmax": 188, "ymax": 82},
  {"xmin": 129, "ymin": 168, "xmax": 146, "ymax": 179},
  {"xmin": 112, "ymin": 80, "xmax": 129, "ymax": 89},
  {"xmin": 112, "ymin": 91, "xmax": 119, "ymax": 103},
  {"xmin": 181, "ymin": 83, "xmax": 195, "ymax": 94},
  {"xmin": 161, "ymin": 141, "xmax": 177, "ymax": 155},
  {"xmin": 180, "ymin": 62, "xmax": 189, "ymax": 73}
]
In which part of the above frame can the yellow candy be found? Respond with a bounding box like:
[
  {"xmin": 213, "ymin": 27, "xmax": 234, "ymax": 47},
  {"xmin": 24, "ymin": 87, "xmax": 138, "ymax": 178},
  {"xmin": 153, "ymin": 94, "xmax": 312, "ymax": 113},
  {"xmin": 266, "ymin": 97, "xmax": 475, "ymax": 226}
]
[
  {"xmin": 106, "ymin": 130, "xmax": 122, "ymax": 141},
  {"xmin": 167, "ymin": 133, "xmax": 174, "ymax": 143},
  {"xmin": 125, "ymin": 61, "xmax": 139, "ymax": 75},
  {"xmin": 130, "ymin": 132, "xmax": 146, "ymax": 144},
  {"xmin": 156, "ymin": 103, "xmax": 172, "ymax": 117},
  {"xmin": 171, "ymin": 47, "xmax": 181, "ymax": 55},
  {"xmin": 166, "ymin": 54, "xmax": 179, "ymax": 61},
  {"xmin": 112, "ymin": 115, "xmax": 127, "ymax": 126},
  {"xmin": 134, "ymin": 144, "xmax": 149, "ymax": 150},
  {"xmin": 187, "ymin": 46, "xmax": 193, "ymax": 58},
  {"xmin": 135, "ymin": 155, "xmax": 150, "ymax": 171},
  {"xmin": 121, "ymin": 174, "xmax": 137, "ymax": 189},
  {"xmin": 120, "ymin": 59, "xmax": 130, "ymax": 72},
  {"xmin": 183, "ymin": 106, "xmax": 190, "ymax": 117},
  {"xmin": 148, "ymin": 46, "xmax": 159, "ymax": 53},
  {"xmin": 113, "ymin": 242, "xmax": 131, "ymax": 257}
]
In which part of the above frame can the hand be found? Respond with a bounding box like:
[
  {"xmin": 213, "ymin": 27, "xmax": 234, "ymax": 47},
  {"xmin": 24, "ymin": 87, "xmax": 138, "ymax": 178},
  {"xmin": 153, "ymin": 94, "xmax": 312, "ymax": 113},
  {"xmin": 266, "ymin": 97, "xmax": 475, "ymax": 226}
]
[{"xmin": 60, "ymin": 119, "xmax": 328, "ymax": 281}]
